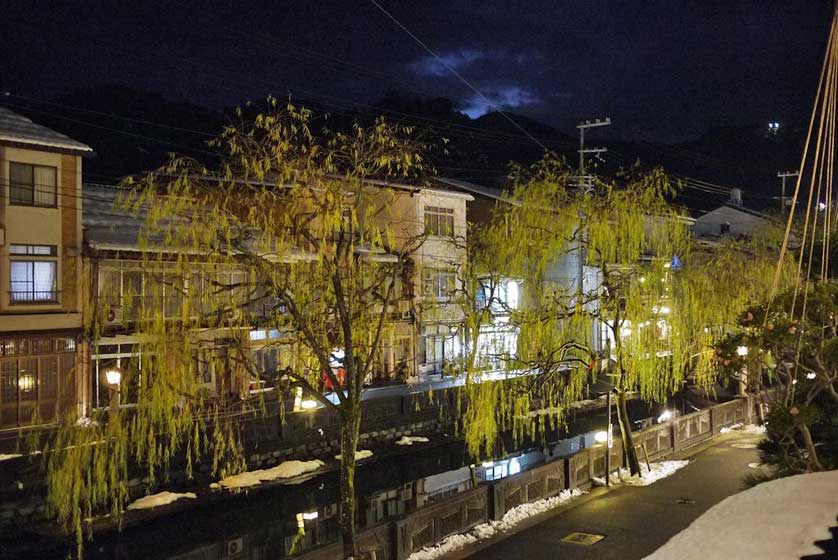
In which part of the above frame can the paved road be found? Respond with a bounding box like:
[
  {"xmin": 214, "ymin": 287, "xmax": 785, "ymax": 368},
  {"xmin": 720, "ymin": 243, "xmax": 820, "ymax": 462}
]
[{"xmin": 468, "ymin": 433, "xmax": 762, "ymax": 560}]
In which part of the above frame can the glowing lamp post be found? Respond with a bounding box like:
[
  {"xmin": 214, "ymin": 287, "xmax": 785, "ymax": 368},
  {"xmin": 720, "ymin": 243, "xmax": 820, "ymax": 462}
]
[
  {"xmin": 103, "ymin": 367, "xmax": 122, "ymax": 415},
  {"xmin": 736, "ymin": 346, "xmax": 748, "ymax": 395},
  {"xmin": 104, "ymin": 368, "xmax": 122, "ymax": 387}
]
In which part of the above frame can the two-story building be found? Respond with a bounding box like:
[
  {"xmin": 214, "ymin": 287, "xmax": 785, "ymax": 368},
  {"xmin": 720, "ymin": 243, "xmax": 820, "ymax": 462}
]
[
  {"xmin": 0, "ymin": 107, "xmax": 92, "ymax": 431},
  {"xmin": 79, "ymin": 178, "xmax": 473, "ymax": 416}
]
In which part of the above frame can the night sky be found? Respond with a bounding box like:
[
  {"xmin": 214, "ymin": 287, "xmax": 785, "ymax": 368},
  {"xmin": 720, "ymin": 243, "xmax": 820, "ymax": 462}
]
[{"xmin": 2, "ymin": 1, "xmax": 835, "ymax": 143}]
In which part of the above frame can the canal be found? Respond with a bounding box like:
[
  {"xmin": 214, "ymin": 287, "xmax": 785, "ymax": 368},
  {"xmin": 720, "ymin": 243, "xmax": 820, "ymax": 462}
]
[{"xmin": 0, "ymin": 399, "xmax": 666, "ymax": 559}]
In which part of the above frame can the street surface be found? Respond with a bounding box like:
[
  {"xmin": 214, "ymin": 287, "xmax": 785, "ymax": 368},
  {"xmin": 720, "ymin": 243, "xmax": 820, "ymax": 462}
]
[{"xmin": 466, "ymin": 432, "xmax": 763, "ymax": 560}]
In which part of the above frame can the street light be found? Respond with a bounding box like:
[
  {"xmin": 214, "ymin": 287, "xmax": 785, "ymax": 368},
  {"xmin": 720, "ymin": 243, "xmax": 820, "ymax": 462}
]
[
  {"xmin": 103, "ymin": 367, "xmax": 123, "ymax": 416},
  {"xmin": 594, "ymin": 430, "xmax": 609, "ymax": 444},
  {"xmin": 657, "ymin": 409, "xmax": 673, "ymax": 423},
  {"xmin": 104, "ymin": 368, "xmax": 122, "ymax": 386},
  {"xmin": 736, "ymin": 346, "xmax": 749, "ymax": 357}
]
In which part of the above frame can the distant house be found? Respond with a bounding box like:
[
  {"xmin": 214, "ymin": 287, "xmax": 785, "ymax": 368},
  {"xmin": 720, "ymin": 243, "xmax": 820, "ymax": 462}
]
[
  {"xmin": 0, "ymin": 107, "xmax": 92, "ymax": 429},
  {"xmin": 691, "ymin": 188, "xmax": 779, "ymax": 240}
]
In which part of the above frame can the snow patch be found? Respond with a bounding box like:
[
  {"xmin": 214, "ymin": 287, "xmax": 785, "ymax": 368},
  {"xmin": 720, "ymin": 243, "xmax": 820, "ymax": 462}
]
[
  {"xmin": 644, "ymin": 470, "xmax": 838, "ymax": 560},
  {"xmin": 395, "ymin": 436, "xmax": 430, "ymax": 446},
  {"xmin": 0, "ymin": 454, "xmax": 22, "ymax": 462},
  {"xmin": 126, "ymin": 491, "xmax": 196, "ymax": 511},
  {"xmin": 335, "ymin": 449, "xmax": 373, "ymax": 461},
  {"xmin": 593, "ymin": 460, "xmax": 690, "ymax": 487},
  {"xmin": 407, "ymin": 489, "xmax": 584, "ymax": 560},
  {"xmin": 719, "ymin": 422, "xmax": 743, "ymax": 433},
  {"xmin": 217, "ymin": 459, "xmax": 324, "ymax": 489},
  {"xmin": 720, "ymin": 423, "xmax": 766, "ymax": 434}
]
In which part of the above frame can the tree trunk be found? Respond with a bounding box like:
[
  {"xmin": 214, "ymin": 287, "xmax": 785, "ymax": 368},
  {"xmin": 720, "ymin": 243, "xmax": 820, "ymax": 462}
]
[
  {"xmin": 339, "ymin": 403, "xmax": 362, "ymax": 559},
  {"xmin": 798, "ymin": 423, "xmax": 823, "ymax": 471},
  {"xmin": 616, "ymin": 389, "xmax": 641, "ymax": 476}
]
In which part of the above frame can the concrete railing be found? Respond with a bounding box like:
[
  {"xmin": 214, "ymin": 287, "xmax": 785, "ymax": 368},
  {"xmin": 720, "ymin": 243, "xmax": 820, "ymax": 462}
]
[
  {"xmin": 490, "ymin": 458, "xmax": 567, "ymax": 521},
  {"xmin": 394, "ymin": 486, "xmax": 489, "ymax": 559},
  {"xmin": 297, "ymin": 395, "xmax": 760, "ymax": 560}
]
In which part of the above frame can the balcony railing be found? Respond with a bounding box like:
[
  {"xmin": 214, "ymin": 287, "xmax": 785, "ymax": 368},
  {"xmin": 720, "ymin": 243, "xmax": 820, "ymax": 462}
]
[{"xmin": 9, "ymin": 290, "xmax": 60, "ymax": 304}]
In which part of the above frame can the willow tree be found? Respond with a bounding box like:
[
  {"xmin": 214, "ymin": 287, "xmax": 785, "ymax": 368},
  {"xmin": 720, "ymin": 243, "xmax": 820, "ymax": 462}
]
[
  {"xmin": 453, "ymin": 158, "xmax": 784, "ymax": 475},
  {"xmin": 46, "ymin": 101, "xmax": 426, "ymax": 559},
  {"xmin": 449, "ymin": 158, "xmax": 597, "ymax": 460}
]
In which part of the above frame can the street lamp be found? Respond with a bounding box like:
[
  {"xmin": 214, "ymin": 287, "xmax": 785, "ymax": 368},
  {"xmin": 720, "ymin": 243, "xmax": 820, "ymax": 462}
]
[
  {"xmin": 736, "ymin": 346, "xmax": 748, "ymax": 357},
  {"xmin": 657, "ymin": 409, "xmax": 673, "ymax": 423},
  {"xmin": 300, "ymin": 399, "xmax": 318, "ymax": 410},
  {"xmin": 104, "ymin": 368, "xmax": 122, "ymax": 386},
  {"xmin": 103, "ymin": 367, "xmax": 123, "ymax": 416}
]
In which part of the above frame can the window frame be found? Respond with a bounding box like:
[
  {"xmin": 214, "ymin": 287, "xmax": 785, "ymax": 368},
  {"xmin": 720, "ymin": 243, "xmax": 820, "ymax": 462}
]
[
  {"xmin": 422, "ymin": 267, "xmax": 456, "ymax": 301},
  {"xmin": 9, "ymin": 246, "xmax": 59, "ymax": 304},
  {"xmin": 423, "ymin": 206, "xmax": 455, "ymax": 237},
  {"xmin": 9, "ymin": 162, "xmax": 58, "ymax": 208}
]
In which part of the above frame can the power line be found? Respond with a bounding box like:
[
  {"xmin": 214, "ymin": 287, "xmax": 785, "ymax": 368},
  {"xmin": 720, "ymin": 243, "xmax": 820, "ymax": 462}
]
[{"xmin": 367, "ymin": 0, "xmax": 548, "ymax": 151}]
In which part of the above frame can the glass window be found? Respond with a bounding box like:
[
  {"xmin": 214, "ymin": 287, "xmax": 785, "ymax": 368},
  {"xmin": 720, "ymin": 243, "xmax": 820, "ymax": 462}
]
[
  {"xmin": 424, "ymin": 206, "xmax": 454, "ymax": 237},
  {"xmin": 18, "ymin": 358, "xmax": 37, "ymax": 402},
  {"xmin": 0, "ymin": 361, "xmax": 17, "ymax": 403},
  {"xmin": 40, "ymin": 356, "xmax": 58, "ymax": 400},
  {"xmin": 9, "ymin": 244, "xmax": 57, "ymax": 256},
  {"xmin": 422, "ymin": 268, "xmax": 456, "ymax": 300},
  {"xmin": 9, "ymin": 163, "xmax": 57, "ymax": 207},
  {"xmin": 10, "ymin": 260, "xmax": 57, "ymax": 303}
]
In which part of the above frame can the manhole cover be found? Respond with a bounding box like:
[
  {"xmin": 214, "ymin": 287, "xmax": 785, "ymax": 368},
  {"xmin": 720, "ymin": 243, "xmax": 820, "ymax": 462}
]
[
  {"xmin": 732, "ymin": 443, "xmax": 757, "ymax": 449},
  {"xmin": 561, "ymin": 532, "xmax": 605, "ymax": 546},
  {"xmin": 676, "ymin": 498, "xmax": 696, "ymax": 504}
]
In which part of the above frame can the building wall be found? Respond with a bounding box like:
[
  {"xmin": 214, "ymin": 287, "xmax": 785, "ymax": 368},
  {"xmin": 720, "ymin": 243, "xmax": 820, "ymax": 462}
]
[
  {"xmin": 0, "ymin": 145, "xmax": 84, "ymax": 428},
  {"xmin": 692, "ymin": 206, "xmax": 769, "ymax": 238},
  {"xmin": 0, "ymin": 146, "xmax": 83, "ymax": 325}
]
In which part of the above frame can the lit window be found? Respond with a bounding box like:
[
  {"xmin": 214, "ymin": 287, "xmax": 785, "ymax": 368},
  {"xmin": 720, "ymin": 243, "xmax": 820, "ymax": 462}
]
[
  {"xmin": 9, "ymin": 163, "xmax": 57, "ymax": 207},
  {"xmin": 10, "ymin": 260, "xmax": 57, "ymax": 303},
  {"xmin": 424, "ymin": 206, "xmax": 454, "ymax": 237},
  {"xmin": 249, "ymin": 330, "xmax": 267, "ymax": 341}
]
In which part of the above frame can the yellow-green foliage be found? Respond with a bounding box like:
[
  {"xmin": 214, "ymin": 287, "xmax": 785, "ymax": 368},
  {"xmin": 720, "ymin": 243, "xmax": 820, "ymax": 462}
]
[
  {"xmin": 45, "ymin": 100, "xmax": 427, "ymax": 556},
  {"xmin": 455, "ymin": 159, "xmax": 786, "ymax": 460}
]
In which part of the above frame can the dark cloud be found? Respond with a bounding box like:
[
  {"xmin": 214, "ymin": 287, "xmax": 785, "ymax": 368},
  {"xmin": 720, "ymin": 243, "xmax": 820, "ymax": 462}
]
[
  {"xmin": 461, "ymin": 85, "xmax": 540, "ymax": 118},
  {"xmin": 410, "ymin": 49, "xmax": 485, "ymax": 77}
]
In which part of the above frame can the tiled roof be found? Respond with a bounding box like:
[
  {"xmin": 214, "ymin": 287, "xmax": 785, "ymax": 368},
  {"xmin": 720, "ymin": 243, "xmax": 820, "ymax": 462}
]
[
  {"xmin": 0, "ymin": 106, "xmax": 92, "ymax": 153},
  {"xmin": 82, "ymin": 183, "xmax": 146, "ymax": 251},
  {"xmin": 433, "ymin": 177, "xmax": 508, "ymax": 202}
]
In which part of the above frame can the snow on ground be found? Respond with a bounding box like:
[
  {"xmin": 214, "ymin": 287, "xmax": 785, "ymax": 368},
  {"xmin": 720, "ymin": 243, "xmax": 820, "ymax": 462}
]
[
  {"xmin": 644, "ymin": 470, "xmax": 838, "ymax": 560},
  {"xmin": 407, "ymin": 489, "xmax": 584, "ymax": 560},
  {"xmin": 334, "ymin": 449, "xmax": 373, "ymax": 461},
  {"xmin": 593, "ymin": 460, "xmax": 690, "ymax": 487},
  {"xmin": 395, "ymin": 436, "xmax": 430, "ymax": 446},
  {"xmin": 0, "ymin": 454, "xmax": 22, "ymax": 462},
  {"xmin": 719, "ymin": 422, "xmax": 744, "ymax": 433},
  {"xmin": 720, "ymin": 423, "xmax": 767, "ymax": 435},
  {"xmin": 126, "ymin": 491, "xmax": 196, "ymax": 511},
  {"xmin": 217, "ymin": 459, "xmax": 325, "ymax": 490}
]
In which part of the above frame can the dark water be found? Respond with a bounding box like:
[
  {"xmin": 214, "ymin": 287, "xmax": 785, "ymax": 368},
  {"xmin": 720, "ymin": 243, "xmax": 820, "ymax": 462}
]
[{"xmin": 1, "ymin": 400, "xmax": 662, "ymax": 559}]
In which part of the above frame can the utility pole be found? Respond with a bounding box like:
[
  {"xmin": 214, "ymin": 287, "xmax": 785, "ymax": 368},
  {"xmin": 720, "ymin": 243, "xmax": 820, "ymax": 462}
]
[
  {"xmin": 576, "ymin": 117, "xmax": 611, "ymax": 352},
  {"xmin": 777, "ymin": 171, "xmax": 798, "ymax": 215},
  {"xmin": 577, "ymin": 118, "xmax": 611, "ymax": 192}
]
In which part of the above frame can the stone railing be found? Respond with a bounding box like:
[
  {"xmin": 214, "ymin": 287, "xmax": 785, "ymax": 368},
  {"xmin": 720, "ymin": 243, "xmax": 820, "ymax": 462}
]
[{"xmin": 298, "ymin": 395, "xmax": 760, "ymax": 560}]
